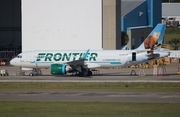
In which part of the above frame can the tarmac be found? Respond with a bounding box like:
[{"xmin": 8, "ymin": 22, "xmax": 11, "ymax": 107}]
[
  {"xmin": 0, "ymin": 63, "xmax": 180, "ymax": 103},
  {"xmin": 0, "ymin": 63, "xmax": 180, "ymax": 82},
  {"xmin": 0, "ymin": 91, "xmax": 180, "ymax": 103}
]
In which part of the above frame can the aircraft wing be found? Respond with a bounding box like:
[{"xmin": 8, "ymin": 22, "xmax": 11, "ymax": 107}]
[
  {"xmin": 65, "ymin": 49, "xmax": 90, "ymax": 66},
  {"xmin": 65, "ymin": 49, "xmax": 101, "ymax": 68},
  {"xmin": 66, "ymin": 58, "xmax": 86, "ymax": 66}
]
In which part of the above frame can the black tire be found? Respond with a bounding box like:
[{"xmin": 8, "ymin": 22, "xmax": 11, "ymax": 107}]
[
  {"xmin": 87, "ymin": 71, "xmax": 92, "ymax": 76},
  {"xmin": 29, "ymin": 73, "xmax": 33, "ymax": 76}
]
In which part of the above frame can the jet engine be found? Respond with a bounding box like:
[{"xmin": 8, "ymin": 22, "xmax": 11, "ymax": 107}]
[{"xmin": 50, "ymin": 64, "xmax": 72, "ymax": 75}]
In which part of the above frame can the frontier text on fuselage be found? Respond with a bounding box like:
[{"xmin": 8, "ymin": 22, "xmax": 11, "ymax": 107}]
[{"xmin": 36, "ymin": 52, "xmax": 98, "ymax": 61}]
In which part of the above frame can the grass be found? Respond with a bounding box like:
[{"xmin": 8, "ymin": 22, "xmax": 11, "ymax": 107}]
[
  {"xmin": 0, "ymin": 82, "xmax": 180, "ymax": 92},
  {"xmin": 164, "ymin": 34, "xmax": 180, "ymax": 43},
  {"xmin": 165, "ymin": 28, "xmax": 180, "ymax": 34},
  {"xmin": 0, "ymin": 102, "xmax": 180, "ymax": 117},
  {"xmin": 163, "ymin": 28, "xmax": 180, "ymax": 45},
  {"xmin": 0, "ymin": 82, "xmax": 179, "ymax": 117}
]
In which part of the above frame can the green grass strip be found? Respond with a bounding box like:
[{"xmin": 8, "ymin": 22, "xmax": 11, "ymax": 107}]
[
  {"xmin": 0, "ymin": 82, "xmax": 180, "ymax": 92},
  {"xmin": 165, "ymin": 28, "xmax": 180, "ymax": 34},
  {"xmin": 0, "ymin": 102, "xmax": 180, "ymax": 117}
]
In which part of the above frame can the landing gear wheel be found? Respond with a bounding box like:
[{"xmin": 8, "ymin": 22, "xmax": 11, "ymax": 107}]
[
  {"xmin": 29, "ymin": 68, "xmax": 42, "ymax": 76},
  {"xmin": 29, "ymin": 73, "xmax": 34, "ymax": 76},
  {"xmin": 87, "ymin": 71, "xmax": 92, "ymax": 76}
]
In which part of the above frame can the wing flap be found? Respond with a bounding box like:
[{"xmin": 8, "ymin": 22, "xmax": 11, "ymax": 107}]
[
  {"xmin": 66, "ymin": 58, "xmax": 85, "ymax": 66},
  {"xmin": 86, "ymin": 63, "xmax": 101, "ymax": 68}
]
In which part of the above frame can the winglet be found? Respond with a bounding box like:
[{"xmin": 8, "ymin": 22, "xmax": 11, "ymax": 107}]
[{"xmin": 83, "ymin": 49, "xmax": 90, "ymax": 59}]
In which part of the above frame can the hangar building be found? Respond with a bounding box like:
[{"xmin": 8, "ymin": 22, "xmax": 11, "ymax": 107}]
[
  {"xmin": 121, "ymin": 0, "xmax": 161, "ymax": 49},
  {"xmin": 22, "ymin": 0, "xmax": 122, "ymax": 51},
  {"xmin": 162, "ymin": 3, "xmax": 180, "ymax": 24},
  {"xmin": 0, "ymin": 0, "xmax": 122, "ymax": 52},
  {"xmin": 162, "ymin": 3, "xmax": 180, "ymax": 17}
]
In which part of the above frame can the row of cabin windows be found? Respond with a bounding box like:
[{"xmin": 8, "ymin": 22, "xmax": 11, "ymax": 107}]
[
  {"xmin": 31, "ymin": 55, "xmax": 128, "ymax": 58},
  {"xmin": 17, "ymin": 54, "xmax": 131, "ymax": 59}
]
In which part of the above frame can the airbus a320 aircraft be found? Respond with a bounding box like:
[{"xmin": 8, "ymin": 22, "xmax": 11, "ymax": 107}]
[{"xmin": 10, "ymin": 23, "xmax": 169, "ymax": 76}]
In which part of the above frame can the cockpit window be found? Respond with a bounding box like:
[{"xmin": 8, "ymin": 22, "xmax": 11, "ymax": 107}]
[{"xmin": 16, "ymin": 55, "xmax": 22, "ymax": 58}]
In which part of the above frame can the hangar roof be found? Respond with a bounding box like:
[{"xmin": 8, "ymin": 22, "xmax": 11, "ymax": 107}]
[{"xmin": 121, "ymin": 0, "xmax": 145, "ymax": 16}]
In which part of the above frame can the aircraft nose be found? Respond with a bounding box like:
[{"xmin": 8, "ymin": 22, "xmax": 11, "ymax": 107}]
[{"xmin": 10, "ymin": 59, "xmax": 15, "ymax": 66}]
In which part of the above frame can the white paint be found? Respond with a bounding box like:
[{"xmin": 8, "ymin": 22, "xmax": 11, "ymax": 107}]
[
  {"xmin": 169, "ymin": 51, "xmax": 180, "ymax": 58},
  {"xmin": 22, "ymin": 0, "xmax": 102, "ymax": 52}
]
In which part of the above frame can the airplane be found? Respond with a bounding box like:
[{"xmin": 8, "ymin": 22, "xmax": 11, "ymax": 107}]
[{"xmin": 10, "ymin": 23, "xmax": 169, "ymax": 77}]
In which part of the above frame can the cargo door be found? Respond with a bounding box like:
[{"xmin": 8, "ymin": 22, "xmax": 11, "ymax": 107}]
[
  {"xmin": 132, "ymin": 52, "xmax": 136, "ymax": 61},
  {"xmin": 128, "ymin": 52, "xmax": 136, "ymax": 63}
]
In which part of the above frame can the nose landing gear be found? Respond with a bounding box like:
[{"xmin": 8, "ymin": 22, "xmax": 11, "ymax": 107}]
[{"xmin": 29, "ymin": 68, "xmax": 42, "ymax": 76}]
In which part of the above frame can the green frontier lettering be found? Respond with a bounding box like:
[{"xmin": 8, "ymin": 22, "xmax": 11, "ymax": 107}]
[
  {"xmin": 36, "ymin": 53, "xmax": 46, "ymax": 61},
  {"xmin": 36, "ymin": 52, "xmax": 98, "ymax": 62},
  {"xmin": 72, "ymin": 53, "xmax": 79, "ymax": 61},
  {"xmin": 79, "ymin": 53, "xmax": 84, "ymax": 59},
  {"xmin": 89, "ymin": 53, "xmax": 98, "ymax": 61},
  {"xmin": 62, "ymin": 53, "xmax": 71, "ymax": 61},
  {"xmin": 85, "ymin": 53, "xmax": 90, "ymax": 61},
  {"xmin": 45, "ymin": 53, "xmax": 53, "ymax": 61},
  {"xmin": 54, "ymin": 53, "xmax": 62, "ymax": 61}
]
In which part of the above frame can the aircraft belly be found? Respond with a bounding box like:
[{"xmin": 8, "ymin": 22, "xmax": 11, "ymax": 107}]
[
  {"xmin": 20, "ymin": 62, "xmax": 51, "ymax": 68},
  {"xmin": 101, "ymin": 64, "xmax": 123, "ymax": 67},
  {"xmin": 90, "ymin": 61, "xmax": 124, "ymax": 68}
]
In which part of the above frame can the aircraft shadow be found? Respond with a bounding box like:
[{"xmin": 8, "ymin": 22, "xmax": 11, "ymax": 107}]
[{"xmin": 21, "ymin": 72, "xmax": 177, "ymax": 77}]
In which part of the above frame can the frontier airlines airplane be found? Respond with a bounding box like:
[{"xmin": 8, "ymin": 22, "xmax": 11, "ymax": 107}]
[{"xmin": 10, "ymin": 23, "xmax": 169, "ymax": 76}]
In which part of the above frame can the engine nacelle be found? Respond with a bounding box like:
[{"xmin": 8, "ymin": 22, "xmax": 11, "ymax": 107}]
[{"xmin": 50, "ymin": 64, "xmax": 72, "ymax": 75}]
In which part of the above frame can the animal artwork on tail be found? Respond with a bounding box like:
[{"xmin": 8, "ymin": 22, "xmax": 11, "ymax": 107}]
[{"xmin": 144, "ymin": 32, "xmax": 161, "ymax": 50}]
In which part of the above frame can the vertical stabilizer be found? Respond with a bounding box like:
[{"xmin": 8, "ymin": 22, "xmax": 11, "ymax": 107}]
[{"xmin": 136, "ymin": 23, "xmax": 166, "ymax": 51}]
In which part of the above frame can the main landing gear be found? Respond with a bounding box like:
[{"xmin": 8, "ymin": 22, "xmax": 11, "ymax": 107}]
[
  {"xmin": 29, "ymin": 68, "xmax": 42, "ymax": 76},
  {"xmin": 77, "ymin": 69, "xmax": 93, "ymax": 77},
  {"xmin": 72, "ymin": 68, "xmax": 92, "ymax": 77}
]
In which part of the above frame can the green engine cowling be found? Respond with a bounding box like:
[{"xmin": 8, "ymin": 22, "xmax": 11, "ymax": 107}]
[{"xmin": 50, "ymin": 64, "xmax": 66, "ymax": 75}]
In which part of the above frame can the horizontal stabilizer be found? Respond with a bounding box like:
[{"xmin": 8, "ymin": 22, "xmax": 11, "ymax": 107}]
[{"xmin": 146, "ymin": 53, "xmax": 160, "ymax": 60}]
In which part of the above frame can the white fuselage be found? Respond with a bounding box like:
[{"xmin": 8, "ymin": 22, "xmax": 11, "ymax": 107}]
[
  {"xmin": 10, "ymin": 50, "xmax": 144, "ymax": 68},
  {"xmin": 10, "ymin": 50, "xmax": 169, "ymax": 69}
]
